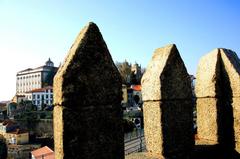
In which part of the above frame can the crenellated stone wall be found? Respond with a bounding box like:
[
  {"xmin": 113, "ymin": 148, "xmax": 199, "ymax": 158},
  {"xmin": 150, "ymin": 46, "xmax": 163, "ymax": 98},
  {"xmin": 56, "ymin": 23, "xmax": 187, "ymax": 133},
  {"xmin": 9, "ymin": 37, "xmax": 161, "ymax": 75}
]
[{"xmin": 53, "ymin": 22, "xmax": 240, "ymax": 159}]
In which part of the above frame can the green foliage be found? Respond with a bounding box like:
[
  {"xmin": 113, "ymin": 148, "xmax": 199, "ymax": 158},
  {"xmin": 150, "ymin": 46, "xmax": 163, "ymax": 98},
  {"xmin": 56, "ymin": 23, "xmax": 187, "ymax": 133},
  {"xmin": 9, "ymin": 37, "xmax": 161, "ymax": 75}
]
[
  {"xmin": 123, "ymin": 119, "xmax": 135, "ymax": 133},
  {"xmin": 40, "ymin": 113, "xmax": 46, "ymax": 119},
  {"xmin": 18, "ymin": 100, "xmax": 36, "ymax": 111},
  {"xmin": 123, "ymin": 110, "xmax": 143, "ymax": 118}
]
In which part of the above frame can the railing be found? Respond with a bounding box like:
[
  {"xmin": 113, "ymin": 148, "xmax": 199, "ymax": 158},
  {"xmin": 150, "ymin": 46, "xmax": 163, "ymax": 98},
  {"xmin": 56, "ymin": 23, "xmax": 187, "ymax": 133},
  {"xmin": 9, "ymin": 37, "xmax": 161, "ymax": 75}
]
[{"xmin": 124, "ymin": 129, "xmax": 146, "ymax": 155}]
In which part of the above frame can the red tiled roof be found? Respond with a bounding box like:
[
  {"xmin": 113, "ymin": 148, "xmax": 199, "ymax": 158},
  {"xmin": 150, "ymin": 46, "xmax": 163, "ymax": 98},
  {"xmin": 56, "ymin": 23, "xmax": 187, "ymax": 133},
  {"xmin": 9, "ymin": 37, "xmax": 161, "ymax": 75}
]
[
  {"xmin": 27, "ymin": 86, "xmax": 53, "ymax": 93},
  {"xmin": 31, "ymin": 146, "xmax": 54, "ymax": 159},
  {"xmin": 132, "ymin": 85, "xmax": 141, "ymax": 91}
]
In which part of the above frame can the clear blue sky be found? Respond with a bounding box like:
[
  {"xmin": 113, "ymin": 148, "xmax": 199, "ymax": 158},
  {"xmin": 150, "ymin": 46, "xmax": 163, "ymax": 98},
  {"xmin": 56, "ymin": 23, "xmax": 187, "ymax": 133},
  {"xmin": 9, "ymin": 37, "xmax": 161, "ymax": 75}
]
[{"xmin": 0, "ymin": 0, "xmax": 240, "ymax": 100}]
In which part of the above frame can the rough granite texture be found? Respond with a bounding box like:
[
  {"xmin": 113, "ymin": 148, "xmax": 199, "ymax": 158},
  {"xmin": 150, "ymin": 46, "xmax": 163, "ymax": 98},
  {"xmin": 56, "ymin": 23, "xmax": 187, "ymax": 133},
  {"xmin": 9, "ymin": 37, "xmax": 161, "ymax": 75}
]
[
  {"xmin": 196, "ymin": 48, "xmax": 240, "ymax": 154},
  {"xmin": 125, "ymin": 152, "xmax": 160, "ymax": 159},
  {"xmin": 144, "ymin": 101, "xmax": 194, "ymax": 158},
  {"xmin": 53, "ymin": 22, "xmax": 123, "ymax": 159},
  {"xmin": 220, "ymin": 49, "xmax": 240, "ymax": 97},
  {"xmin": 141, "ymin": 44, "xmax": 192, "ymax": 101},
  {"xmin": 196, "ymin": 98, "xmax": 218, "ymax": 143},
  {"xmin": 141, "ymin": 44, "xmax": 194, "ymax": 159},
  {"xmin": 195, "ymin": 49, "xmax": 221, "ymax": 98}
]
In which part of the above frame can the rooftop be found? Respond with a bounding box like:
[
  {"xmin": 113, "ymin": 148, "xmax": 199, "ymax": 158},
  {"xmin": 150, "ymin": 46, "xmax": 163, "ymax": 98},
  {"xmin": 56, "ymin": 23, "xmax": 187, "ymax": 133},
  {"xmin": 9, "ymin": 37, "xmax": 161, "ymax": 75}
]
[
  {"xmin": 26, "ymin": 86, "xmax": 53, "ymax": 93},
  {"xmin": 131, "ymin": 85, "xmax": 141, "ymax": 91},
  {"xmin": 8, "ymin": 128, "xmax": 28, "ymax": 135},
  {"xmin": 31, "ymin": 146, "xmax": 54, "ymax": 159}
]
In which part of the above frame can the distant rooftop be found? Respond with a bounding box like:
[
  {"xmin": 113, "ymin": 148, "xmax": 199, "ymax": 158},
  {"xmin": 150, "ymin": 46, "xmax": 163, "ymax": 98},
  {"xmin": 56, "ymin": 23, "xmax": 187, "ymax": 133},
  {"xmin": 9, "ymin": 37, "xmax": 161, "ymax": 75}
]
[
  {"xmin": 26, "ymin": 86, "xmax": 53, "ymax": 93},
  {"xmin": 17, "ymin": 58, "xmax": 57, "ymax": 74},
  {"xmin": 31, "ymin": 146, "xmax": 54, "ymax": 159}
]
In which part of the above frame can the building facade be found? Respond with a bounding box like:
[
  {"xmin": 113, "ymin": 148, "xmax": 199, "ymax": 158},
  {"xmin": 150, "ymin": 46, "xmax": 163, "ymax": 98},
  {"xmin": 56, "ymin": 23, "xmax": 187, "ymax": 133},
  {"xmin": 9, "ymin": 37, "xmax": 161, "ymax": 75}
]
[
  {"xmin": 16, "ymin": 58, "xmax": 58, "ymax": 95},
  {"xmin": 0, "ymin": 120, "xmax": 29, "ymax": 145},
  {"xmin": 25, "ymin": 86, "xmax": 53, "ymax": 110}
]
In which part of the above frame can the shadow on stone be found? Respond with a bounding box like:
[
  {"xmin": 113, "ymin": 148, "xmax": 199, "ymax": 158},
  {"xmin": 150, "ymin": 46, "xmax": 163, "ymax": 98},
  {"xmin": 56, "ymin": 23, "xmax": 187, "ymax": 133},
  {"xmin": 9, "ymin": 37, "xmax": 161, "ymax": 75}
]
[
  {"xmin": 193, "ymin": 50, "xmax": 240, "ymax": 159},
  {"xmin": 216, "ymin": 56, "xmax": 235, "ymax": 151},
  {"xmin": 161, "ymin": 100, "xmax": 194, "ymax": 159},
  {"xmin": 192, "ymin": 145, "xmax": 240, "ymax": 159}
]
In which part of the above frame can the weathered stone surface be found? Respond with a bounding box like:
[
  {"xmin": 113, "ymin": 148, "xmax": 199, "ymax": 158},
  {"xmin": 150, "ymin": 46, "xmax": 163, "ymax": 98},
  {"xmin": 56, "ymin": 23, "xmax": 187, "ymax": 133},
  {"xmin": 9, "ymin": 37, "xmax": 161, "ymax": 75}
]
[
  {"xmin": 196, "ymin": 91, "xmax": 235, "ymax": 150},
  {"xmin": 232, "ymin": 98, "xmax": 240, "ymax": 147},
  {"xmin": 54, "ymin": 22, "xmax": 122, "ymax": 108},
  {"xmin": 235, "ymin": 141, "xmax": 240, "ymax": 153},
  {"xmin": 142, "ymin": 44, "xmax": 194, "ymax": 158},
  {"xmin": 141, "ymin": 44, "xmax": 192, "ymax": 101},
  {"xmin": 125, "ymin": 152, "xmax": 160, "ymax": 159},
  {"xmin": 53, "ymin": 22, "xmax": 123, "ymax": 159},
  {"xmin": 54, "ymin": 105, "xmax": 123, "ymax": 159},
  {"xmin": 220, "ymin": 49, "xmax": 240, "ymax": 97},
  {"xmin": 196, "ymin": 48, "xmax": 240, "ymax": 154},
  {"xmin": 195, "ymin": 49, "xmax": 221, "ymax": 98},
  {"xmin": 196, "ymin": 98, "xmax": 218, "ymax": 143},
  {"xmin": 143, "ymin": 101, "xmax": 194, "ymax": 158},
  {"xmin": 220, "ymin": 50, "xmax": 240, "ymax": 153}
]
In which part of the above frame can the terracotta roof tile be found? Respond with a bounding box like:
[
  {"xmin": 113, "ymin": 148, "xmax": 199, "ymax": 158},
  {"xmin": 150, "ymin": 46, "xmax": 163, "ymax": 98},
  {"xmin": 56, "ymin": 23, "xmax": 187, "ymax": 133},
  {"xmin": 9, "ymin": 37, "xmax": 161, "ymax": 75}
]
[
  {"xmin": 27, "ymin": 86, "xmax": 53, "ymax": 93},
  {"xmin": 31, "ymin": 146, "xmax": 54, "ymax": 159},
  {"xmin": 132, "ymin": 85, "xmax": 141, "ymax": 91}
]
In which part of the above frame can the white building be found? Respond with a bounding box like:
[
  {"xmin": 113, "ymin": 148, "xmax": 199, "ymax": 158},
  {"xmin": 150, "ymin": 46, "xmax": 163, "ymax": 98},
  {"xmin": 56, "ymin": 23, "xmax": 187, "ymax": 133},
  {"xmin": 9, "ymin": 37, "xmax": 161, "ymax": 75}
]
[
  {"xmin": 25, "ymin": 86, "xmax": 53, "ymax": 110},
  {"xmin": 16, "ymin": 58, "xmax": 58, "ymax": 95}
]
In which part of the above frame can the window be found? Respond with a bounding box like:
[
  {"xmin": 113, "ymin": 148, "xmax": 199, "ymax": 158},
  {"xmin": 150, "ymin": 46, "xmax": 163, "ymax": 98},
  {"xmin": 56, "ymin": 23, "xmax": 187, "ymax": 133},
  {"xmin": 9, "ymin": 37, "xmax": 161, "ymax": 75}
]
[
  {"xmin": 46, "ymin": 94, "xmax": 48, "ymax": 99},
  {"xmin": 51, "ymin": 94, "xmax": 53, "ymax": 99},
  {"xmin": 33, "ymin": 95, "xmax": 35, "ymax": 99},
  {"xmin": 37, "ymin": 95, "xmax": 40, "ymax": 99}
]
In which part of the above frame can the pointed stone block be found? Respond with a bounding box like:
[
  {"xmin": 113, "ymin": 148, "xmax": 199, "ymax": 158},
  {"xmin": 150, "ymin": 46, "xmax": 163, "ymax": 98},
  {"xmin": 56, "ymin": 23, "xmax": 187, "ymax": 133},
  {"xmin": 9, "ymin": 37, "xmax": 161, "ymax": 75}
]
[
  {"xmin": 196, "ymin": 48, "xmax": 239, "ymax": 152},
  {"xmin": 195, "ymin": 49, "xmax": 221, "ymax": 98},
  {"xmin": 53, "ymin": 22, "xmax": 123, "ymax": 159},
  {"xmin": 220, "ymin": 49, "xmax": 240, "ymax": 97},
  {"xmin": 142, "ymin": 44, "xmax": 194, "ymax": 158},
  {"xmin": 220, "ymin": 49, "xmax": 240, "ymax": 152},
  {"xmin": 141, "ymin": 44, "xmax": 192, "ymax": 101}
]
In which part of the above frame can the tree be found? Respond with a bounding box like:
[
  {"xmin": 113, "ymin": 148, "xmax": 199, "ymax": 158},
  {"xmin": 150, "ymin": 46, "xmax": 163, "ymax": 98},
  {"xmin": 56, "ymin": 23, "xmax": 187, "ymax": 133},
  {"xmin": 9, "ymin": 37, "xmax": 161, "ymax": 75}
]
[{"xmin": 115, "ymin": 60, "xmax": 132, "ymax": 84}]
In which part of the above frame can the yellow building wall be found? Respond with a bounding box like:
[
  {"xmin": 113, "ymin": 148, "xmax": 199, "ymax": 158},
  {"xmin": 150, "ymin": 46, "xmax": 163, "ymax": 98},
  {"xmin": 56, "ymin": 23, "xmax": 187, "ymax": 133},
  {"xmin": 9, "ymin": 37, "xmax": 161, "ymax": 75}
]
[
  {"xmin": 122, "ymin": 85, "xmax": 128, "ymax": 104},
  {"xmin": 1, "ymin": 132, "xmax": 29, "ymax": 144},
  {"xmin": 16, "ymin": 133, "xmax": 29, "ymax": 144}
]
